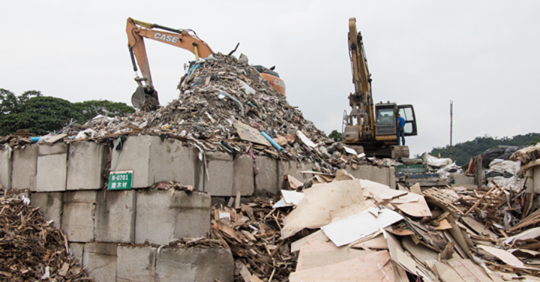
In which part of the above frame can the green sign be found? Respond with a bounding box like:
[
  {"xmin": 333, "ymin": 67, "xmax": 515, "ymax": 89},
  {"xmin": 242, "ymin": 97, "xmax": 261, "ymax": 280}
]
[{"xmin": 107, "ymin": 170, "xmax": 133, "ymax": 190}]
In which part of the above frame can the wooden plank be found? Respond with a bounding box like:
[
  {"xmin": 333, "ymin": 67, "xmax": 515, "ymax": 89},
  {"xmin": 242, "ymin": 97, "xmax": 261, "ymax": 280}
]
[{"xmin": 232, "ymin": 120, "xmax": 271, "ymax": 146}]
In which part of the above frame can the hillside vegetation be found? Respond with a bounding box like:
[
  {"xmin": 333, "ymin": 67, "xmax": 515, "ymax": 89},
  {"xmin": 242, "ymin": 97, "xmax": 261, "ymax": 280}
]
[{"xmin": 424, "ymin": 133, "xmax": 540, "ymax": 166}]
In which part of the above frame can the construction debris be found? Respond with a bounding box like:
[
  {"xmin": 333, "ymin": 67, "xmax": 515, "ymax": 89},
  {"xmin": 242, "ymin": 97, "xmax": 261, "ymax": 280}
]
[
  {"xmin": 0, "ymin": 190, "xmax": 89, "ymax": 281},
  {"xmin": 0, "ymin": 53, "xmax": 374, "ymax": 175}
]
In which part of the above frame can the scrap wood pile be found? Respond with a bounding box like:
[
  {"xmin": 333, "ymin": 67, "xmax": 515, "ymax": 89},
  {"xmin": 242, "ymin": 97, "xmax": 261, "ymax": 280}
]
[
  {"xmin": 211, "ymin": 194, "xmax": 295, "ymax": 282},
  {"xmin": 214, "ymin": 169, "xmax": 540, "ymax": 281},
  {"xmin": 0, "ymin": 190, "xmax": 89, "ymax": 281},
  {"xmin": 1, "ymin": 52, "xmax": 369, "ymax": 174}
]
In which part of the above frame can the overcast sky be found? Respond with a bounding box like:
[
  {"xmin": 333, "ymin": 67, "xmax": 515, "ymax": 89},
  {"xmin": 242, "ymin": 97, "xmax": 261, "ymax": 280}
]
[{"xmin": 2, "ymin": 1, "xmax": 539, "ymax": 157}]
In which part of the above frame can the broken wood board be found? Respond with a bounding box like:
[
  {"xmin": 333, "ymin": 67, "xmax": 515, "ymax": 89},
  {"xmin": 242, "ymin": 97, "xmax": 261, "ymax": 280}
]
[
  {"xmin": 352, "ymin": 233, "xmax": 388, "ymax": 250},
  {"xmin": 410, "ymin": 182, "xmax": 422, "ymax": 194},
  {"xmin": 432, "ymin": 259, "xmax": 494, "ymax": 282},
  {"xmin": 504, "ymin": 227, "xmax": 540, "ymax": 244},
  {"xmin": 477, "ymin": 245, "xmax": 525, "ymax": 269},
  {"xmin": 281, "ymin": 180, "xmax": 367, "ymax": 239},
  {"xmin": 329, "ymin": 200, "xmax": 377, "ymax": 223},
  {"xmin": 291, "ymin": 230, "xmax": 329, "ymax": 253},
  {"xmin": 385, "ymin": 226, "xmax": 415, "ymax": 236},
  {"xmin": 385, "ymin": 231, "xmax": 417, "ymax": 274},
  {"xmin": 296, "ymin": 240, "xmax": 371, "ymax": 272},
  {"xmin": 283, "ymin": 174, "xmax": 304, "ymax": 190},
  {"xmin": 233, "ymin": 120, "xmax": 271, "ymax": 146},
  {"xmin": 363, "ymin": 180, "xmax": 407, "ymax": 202},
  {"xmin": 321, "ymin": 207, "xmax": 403, "ymax": 247},
  {"xmin": 461, "ymin": 216, "xmax": 498, "ymax": 240},
  {"xmin": 392, "ymin": 193, "xmax": 433, "ymax": 217},
  {"xmin": 434, "ymin": 218, "xmax": 453, "ymax": 230},
  {"xmin": 289, "ymin": 251, "xmax": 394, "ymax": 282}
]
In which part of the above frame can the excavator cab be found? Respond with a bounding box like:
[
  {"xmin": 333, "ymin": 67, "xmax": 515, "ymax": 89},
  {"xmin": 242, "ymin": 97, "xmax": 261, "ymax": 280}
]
[{"xmin": 374, "ymin": 102, "xmax": 418, "ymax": 140}]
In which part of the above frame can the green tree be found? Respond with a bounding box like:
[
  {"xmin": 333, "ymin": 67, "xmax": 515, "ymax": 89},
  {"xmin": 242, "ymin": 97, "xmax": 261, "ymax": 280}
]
[
  {"xmin": 328, "ymin": 130, "xmax": 342, "ymax": 141},
  {"xmin": 0, "ymin": 89, "xmax": 135, "ymax": 136},
  {"xmin": 426, "ymin": 133, "xmax": 540, "ymax": 166}
]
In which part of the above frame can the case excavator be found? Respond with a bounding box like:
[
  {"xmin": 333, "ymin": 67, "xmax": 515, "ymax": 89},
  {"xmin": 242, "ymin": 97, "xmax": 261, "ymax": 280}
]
[
  {"xmin": 342, "ymin": 18, "xmax": 418, "ymax": 158},
  {"xmin": 126, "ymin": 17, "xmax": 285, "ymax": 111}
]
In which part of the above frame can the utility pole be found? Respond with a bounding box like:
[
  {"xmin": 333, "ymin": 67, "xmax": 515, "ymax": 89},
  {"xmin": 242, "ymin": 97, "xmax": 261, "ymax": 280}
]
[{"xmin": 449, "ymin": 100, "xmax": 453, "ymax": 160}]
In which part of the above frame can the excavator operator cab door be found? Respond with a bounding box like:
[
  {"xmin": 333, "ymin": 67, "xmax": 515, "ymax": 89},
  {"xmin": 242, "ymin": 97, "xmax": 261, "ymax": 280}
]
[{"xmin": 397, "ymin": 104, "xmax": 417, "ymax": 136}]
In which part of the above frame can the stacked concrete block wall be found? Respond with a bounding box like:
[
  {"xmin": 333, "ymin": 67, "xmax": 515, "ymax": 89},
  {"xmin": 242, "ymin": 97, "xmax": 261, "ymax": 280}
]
[
  {"xmin": 69, "ymin": 243, "xmax": 234, "ymax": 282},
  {"xmin": 4, "ymin": 137, "xmax": 402, "ymax": 281},
  {"xmin": 345, "ymin": 164, "xmax": 396, "ymax": 189}
]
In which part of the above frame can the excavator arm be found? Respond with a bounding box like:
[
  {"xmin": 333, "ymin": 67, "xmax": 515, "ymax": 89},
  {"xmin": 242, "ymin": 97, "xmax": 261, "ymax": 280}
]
[
  {"xmin": 126, "ymin": 17, "xmax": 213, "ymax": 109},
  {"xmin": 344, "ymin": 17, "xmax": 375, "ymax": 142}
]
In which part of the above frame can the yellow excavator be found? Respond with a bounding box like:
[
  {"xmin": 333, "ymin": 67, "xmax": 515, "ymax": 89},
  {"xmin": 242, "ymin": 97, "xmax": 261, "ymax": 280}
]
[
  {"xmin": 126, "ymin": 17, "xmax": 286, "ymax": 110},
  {"xmin": 342, "ymin": 18, "xmax": 417, "ymax": 158}
]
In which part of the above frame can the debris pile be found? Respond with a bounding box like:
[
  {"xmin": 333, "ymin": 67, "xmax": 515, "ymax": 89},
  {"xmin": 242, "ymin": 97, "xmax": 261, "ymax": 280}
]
[
  {"xmin": 219, "ymin": 169, "xmax": 540, "ymax": 281},
  {"xmin": 211, "ymin": 194, "xmax": 295, "ymax": 281},
  {"xmin": 0, "ymin": 190, "xmax": 89, "ymax": 281},
  {"xmin": 1, "ymin": 53, "xmax": 370, "ymax": 174}
]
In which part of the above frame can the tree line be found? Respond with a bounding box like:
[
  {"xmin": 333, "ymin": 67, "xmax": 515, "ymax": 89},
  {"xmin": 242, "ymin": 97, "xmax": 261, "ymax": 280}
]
[
  {"xmin": 426, "ymin": 133, "xmax": 540, "ymax": 166},
  {"xmin": 0, "ymin": 89, "xmax": 135, "ymax": 136}
]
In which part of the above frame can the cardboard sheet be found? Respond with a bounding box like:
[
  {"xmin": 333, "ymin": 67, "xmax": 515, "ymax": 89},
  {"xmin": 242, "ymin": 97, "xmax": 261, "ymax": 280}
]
[
  {"xmin": 281, "ymin": 190, "xmax": 304, "ymax": 205},
  {"xmin": 321, "ymin": 208, "xmax": 403, "ymax": 247},
  {"xmin": 281, "ymin": 180, "xmax": 366, "ymax": 239}
]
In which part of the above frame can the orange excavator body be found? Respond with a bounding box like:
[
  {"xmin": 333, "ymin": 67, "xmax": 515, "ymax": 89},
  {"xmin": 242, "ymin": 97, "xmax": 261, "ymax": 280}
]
[{"xmin": 126, "ymin": 17, "xmax": 285, "ymax": 109}]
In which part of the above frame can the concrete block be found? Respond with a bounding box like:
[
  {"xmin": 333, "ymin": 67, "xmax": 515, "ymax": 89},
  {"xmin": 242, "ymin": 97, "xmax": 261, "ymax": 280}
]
[
  {"xmin": 346, "ymin": 165, "xmax": 396, "ymax": 189},
  {"xmin": 67, "ymin": 141, "xmax": 108, "ymax": 190},
  {"xmin": 111, "ymin": 135, "xmax": 202, "ymax": 189},
  {"xmin": 452, "ymin": 173, "xmax": 475, "ymax": 185},
  {"xmin": 117, "ymin": 245, "xmax": 156, "ymax": 282},
  {"xmin": 12, "ymin": 145, "xmax": 38, "ymax": 190},
  {"xmin": 36, "ymin": 154, "xmax": 67, "ymax": 192},
  {"xmin": 135, "ymin": 190, "xmax": 211, "ymax": 245},
  {"xmin": 155, "ymin": 248, "xmax": 233, "ymax": 282},
  {"xmin": 69, "ymin": 243, "xmax": 84, "ymax": 266},
  {"xmin": 0, "ymin": 148, "xmax": 12, "ymax": 191},
  {"xmin": 232, "ymin": 155, "xmax": 255, "ymax": 196},
  {"xmin": 255, "ymin": 156, "xmax": 278, "ymax": 195},
  {"xmin": 83, "ymin": 242, "xmax": 117, "ymax": 282},
  {"xmin": 95, "ymin": 190, "xmax": 136, "ymax": 243},
  {"xmin": 204, "ymin": 152, "xmax": 233, "ymax": 196},
  {"xmin": 62, "ymin": 191, "xmax": 97, "ymax": 242},
  {"xmin": 278, "ymin": 160, "xmax": 312, "ymax": 184},
  {"xmin": 30, "ymin": 192, "xmax": 63, "ymax": 227},
  {"xmin": 38, "ymin": 143, "xmax": 68, "ymax": 156}
]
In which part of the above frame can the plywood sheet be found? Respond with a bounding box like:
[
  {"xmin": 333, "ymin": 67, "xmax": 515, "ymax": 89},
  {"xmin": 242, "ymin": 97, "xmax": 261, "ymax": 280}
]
[
  {"xmin": 291, "ymin": 230, "xmax": 329, "ymax": 252},
  {"xmin": 393, "ymin": 193, "xmax": 433, "ymax": 217},
  {"xmin": 321, "ymin": 208, "xmax": 403, "ymax": 247},
  {"xmin": 281, "ymin": 180, "xmax": 366, "ymax": 239},
  {"xmin": 289, "ymin": 251, "xmax": 393, "ymax": 282},
  {"xmin": 296, "ymin": 240, "xmax": 371, "ymax": 272},
  {"xmin": 233, "ymin": 120, "xmax": 271, "ymax": 146}
]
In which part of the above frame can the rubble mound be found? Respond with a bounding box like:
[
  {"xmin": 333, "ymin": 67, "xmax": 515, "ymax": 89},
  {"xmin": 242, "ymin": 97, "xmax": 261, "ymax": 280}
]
[
  {"xmin": 0, "ymin": 191, "xmax": 88, "ymax": 281},
  {"xmin": 58, "ymin": 53, "xmax": 363, "ymax": 173}
]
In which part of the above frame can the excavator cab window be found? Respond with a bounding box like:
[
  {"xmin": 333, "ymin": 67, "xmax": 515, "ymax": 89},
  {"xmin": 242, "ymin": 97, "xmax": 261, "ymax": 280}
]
[{"xmin": 397, "ymin": 104, "xmax": 417, "ymax": 136}]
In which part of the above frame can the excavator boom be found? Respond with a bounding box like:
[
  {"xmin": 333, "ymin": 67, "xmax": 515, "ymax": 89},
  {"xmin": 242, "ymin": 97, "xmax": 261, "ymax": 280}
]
[{"xmin": 126, "ymin": 17, "xmax": 286, "ymax": 110}]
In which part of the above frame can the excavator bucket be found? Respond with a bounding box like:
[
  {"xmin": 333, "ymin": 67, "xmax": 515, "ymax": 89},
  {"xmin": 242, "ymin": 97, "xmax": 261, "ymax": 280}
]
[{"xmin": 131, "ymin": 86, "xmax": 146, "ymax": 109}]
